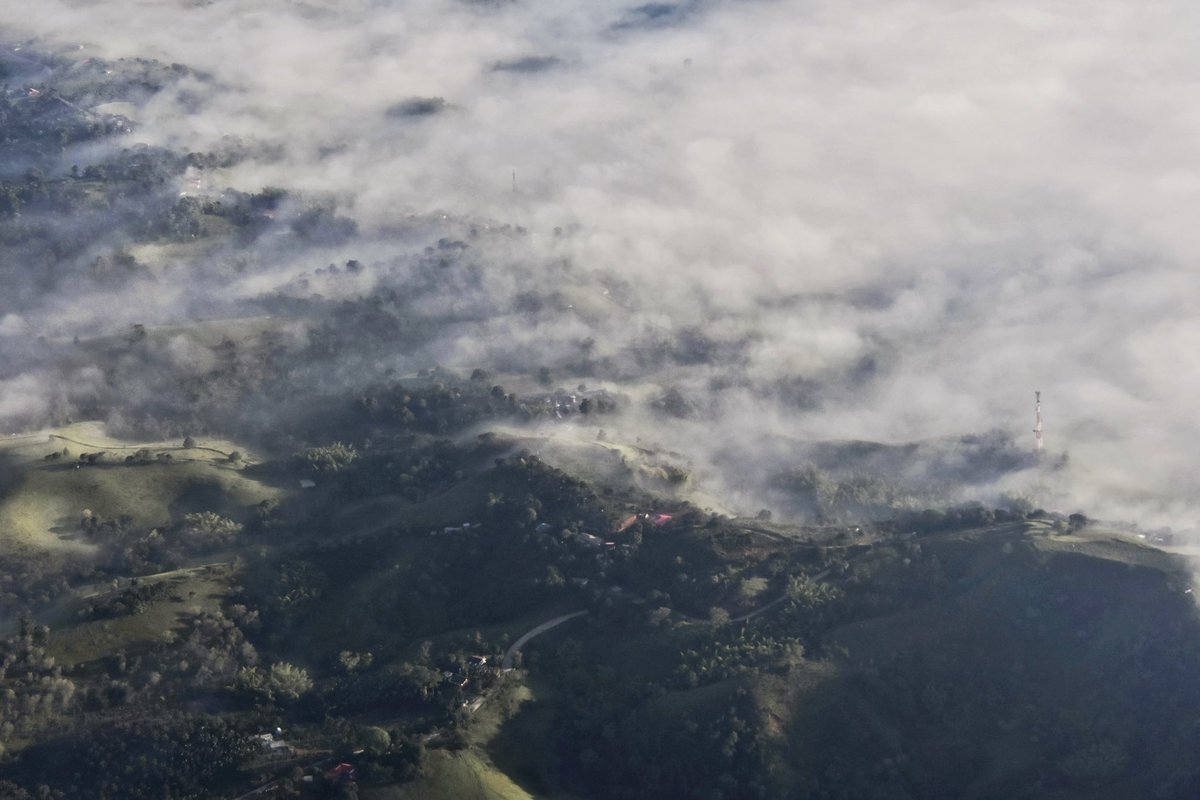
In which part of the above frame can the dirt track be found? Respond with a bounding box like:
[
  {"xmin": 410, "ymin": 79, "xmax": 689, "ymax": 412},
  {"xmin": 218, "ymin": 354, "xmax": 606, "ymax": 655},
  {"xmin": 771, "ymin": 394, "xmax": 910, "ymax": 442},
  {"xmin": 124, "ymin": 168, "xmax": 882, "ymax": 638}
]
[{"xmin": 501, "ymin": 610, "xmax": 589, "ymax": 669}]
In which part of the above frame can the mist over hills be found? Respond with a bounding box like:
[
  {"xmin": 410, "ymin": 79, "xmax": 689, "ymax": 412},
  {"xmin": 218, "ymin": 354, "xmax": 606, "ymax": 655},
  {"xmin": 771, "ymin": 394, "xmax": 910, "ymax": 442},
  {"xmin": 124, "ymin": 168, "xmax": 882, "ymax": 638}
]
[
  {"xmin": 2, "ymin": 1, "xmax": 1198, "ymax": 532},
  {"xmin": 1, "ymin": 6, "xmax": 1200, "ymax": 798}
]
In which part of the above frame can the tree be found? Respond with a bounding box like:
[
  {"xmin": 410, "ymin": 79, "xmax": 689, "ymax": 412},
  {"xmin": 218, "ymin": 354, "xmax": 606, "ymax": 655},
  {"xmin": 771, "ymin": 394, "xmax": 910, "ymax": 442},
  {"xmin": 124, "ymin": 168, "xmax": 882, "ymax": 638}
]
[
  {"xmin": 182, "ymin": 435, "xmax": 196, "ymax": 448},
  {"xmin": 179, "ymin": 511, "xmax": 242, "ymax": 549},
  {"xmin": 238, "ymin": 662, "xmax": 313, "ymax": 703},
  {"xmin": 299, "ymin": 442, "xmax": 357, "ymax": 473},
  {"xmin": 359, "ymin": 726, "xmax": 391, "ymax": 755},
  {"xmin": 648, "ymin": 607, "xmax": 672, "ymax": 627},
  {"xmin": 338, "ymin": 651, "xmax": 373, "ymax": 673},
  {"xmin": 786, "ymin": 574, "xmax": 839, "ymax": 608}
]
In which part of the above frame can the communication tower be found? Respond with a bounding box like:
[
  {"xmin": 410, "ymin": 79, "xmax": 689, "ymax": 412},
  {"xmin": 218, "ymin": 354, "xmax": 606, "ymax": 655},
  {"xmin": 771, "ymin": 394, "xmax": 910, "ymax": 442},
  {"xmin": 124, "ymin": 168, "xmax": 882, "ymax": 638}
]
[{"xmin": 1033, "ymin": 391, "xmax": 1044, "ymax": 455}]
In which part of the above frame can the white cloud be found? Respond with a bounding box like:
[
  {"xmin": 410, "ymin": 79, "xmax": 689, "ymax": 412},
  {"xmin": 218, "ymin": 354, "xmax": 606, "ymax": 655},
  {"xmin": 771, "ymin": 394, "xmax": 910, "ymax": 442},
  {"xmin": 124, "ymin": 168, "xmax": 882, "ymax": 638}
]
[{"xmin": 7, "ymin": 0, "xmax": 1200, "ymax": 526}]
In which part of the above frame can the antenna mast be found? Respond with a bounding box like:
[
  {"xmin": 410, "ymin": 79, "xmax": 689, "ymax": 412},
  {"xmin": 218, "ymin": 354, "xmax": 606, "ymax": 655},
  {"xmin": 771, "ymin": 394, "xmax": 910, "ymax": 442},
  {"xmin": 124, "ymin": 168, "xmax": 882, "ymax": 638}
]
[{"xmin": 1033, "ymin": 391, "xmax": 1044, "ymax": 455}]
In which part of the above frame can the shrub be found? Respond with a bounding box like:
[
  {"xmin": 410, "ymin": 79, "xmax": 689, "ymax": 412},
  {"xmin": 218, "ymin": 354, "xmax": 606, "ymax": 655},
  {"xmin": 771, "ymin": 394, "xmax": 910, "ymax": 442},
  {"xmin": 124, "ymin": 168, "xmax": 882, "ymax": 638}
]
[
  {"xmin": 298, "ymin": 442, "xmax": 357, "ymax": 473},
  {"xmin": 267, "ymin": 662, "xmax": 313, "ymax": 701},
  {"xmin": 179, "ymin": 512, "xmax": 242, "ymax": 549}
]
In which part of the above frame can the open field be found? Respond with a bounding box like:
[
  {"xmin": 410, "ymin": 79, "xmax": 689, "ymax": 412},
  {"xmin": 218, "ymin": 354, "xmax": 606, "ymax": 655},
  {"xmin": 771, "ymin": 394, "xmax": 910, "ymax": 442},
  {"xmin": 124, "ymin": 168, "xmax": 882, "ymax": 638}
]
[
  {"xmin": 1031, "ymin": 524, "xmax": 1191, "ymax": 572},
  {"xmin": 44, "ymin": 562, "xmax": 237, "ymax": 667},
  {"xmin": 331, "ymin": 471, "xmax": 513, "ymax": 540},
  {"xmin": 366, "ymin": 749, "xmax": 536, "ymax": 800},
  {"xmin": 477, "ymin": 423, "xmax": 735, "ymax": 516},
  {"xmin": 0, "ymin": 421, "xmax": 282, "ymax": 556},
  {"xmin": 66, "ymin": 314, "xmax": 283, "ymax": 353},
  {"xmin": 372, "ymin": 675, "xmax": 586, "ymax": 800}
]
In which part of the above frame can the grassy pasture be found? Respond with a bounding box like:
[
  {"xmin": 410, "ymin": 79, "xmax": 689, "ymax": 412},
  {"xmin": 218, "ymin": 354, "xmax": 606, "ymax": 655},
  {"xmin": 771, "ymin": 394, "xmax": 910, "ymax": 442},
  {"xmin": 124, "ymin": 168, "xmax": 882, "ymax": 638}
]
[
  {"xmin": 366, "ymin": 749, "xmax": 537, "ymax": 800},
  {"xmin": 478, "ymin": 424, "xmax": 734, "ymax": 516},
  {"xmin": 44, "ymin": 563, "xmax": 236, "ymax": 667},
  {"xmin": 0, "ymin": 422, "xmax": 281, "ymax": 556}
]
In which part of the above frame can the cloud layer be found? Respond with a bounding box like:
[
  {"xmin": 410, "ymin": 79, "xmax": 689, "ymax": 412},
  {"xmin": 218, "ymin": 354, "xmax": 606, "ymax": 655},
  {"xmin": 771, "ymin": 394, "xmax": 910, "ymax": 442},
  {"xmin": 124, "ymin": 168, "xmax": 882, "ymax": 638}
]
[{"xmin": 5, "ymin": 0, "xmax": 1200, "ymax": 527}]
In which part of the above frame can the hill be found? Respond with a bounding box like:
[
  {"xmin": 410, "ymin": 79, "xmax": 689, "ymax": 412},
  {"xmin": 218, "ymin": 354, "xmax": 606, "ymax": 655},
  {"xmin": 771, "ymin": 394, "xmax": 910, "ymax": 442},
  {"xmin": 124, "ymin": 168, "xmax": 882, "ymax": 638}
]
[
  {"xmin": 499, "ymin": 521, "xmax": 1200, "ymax": 799},
  {"xmin": 0, "ymin": 405, "xmax": 1197, "ymax": 800},
  {"xmin": 0, "ymin": 422, "xmax": 279, "ymax": 557}
]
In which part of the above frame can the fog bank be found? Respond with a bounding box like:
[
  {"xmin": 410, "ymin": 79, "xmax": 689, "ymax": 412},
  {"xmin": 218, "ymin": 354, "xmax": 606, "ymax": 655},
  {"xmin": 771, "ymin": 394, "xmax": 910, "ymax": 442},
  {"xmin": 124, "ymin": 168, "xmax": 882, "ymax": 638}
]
[{"xmin": 5, "ymin": 0, "xmax": 1200, "ymax": 528}]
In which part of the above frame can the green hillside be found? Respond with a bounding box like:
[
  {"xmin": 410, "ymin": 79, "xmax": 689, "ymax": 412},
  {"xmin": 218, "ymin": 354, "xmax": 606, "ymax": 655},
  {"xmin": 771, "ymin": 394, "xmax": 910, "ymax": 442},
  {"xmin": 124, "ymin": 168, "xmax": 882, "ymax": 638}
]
[{"xmin": 458, "ymin": 520, "xmax": 1200, "ymax": 800}]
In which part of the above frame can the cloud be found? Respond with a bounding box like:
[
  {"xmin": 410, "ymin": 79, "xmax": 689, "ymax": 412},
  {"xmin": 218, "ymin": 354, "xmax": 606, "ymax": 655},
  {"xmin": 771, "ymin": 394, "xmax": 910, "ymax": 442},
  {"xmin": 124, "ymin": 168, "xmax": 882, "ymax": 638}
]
[
  {"xmin": 4, "ymin": 0, "xmax": 1200, "ymax": 528},
  {"xmin": 0, "ymin": 314, "xmax": 28, "ymax": 337}
]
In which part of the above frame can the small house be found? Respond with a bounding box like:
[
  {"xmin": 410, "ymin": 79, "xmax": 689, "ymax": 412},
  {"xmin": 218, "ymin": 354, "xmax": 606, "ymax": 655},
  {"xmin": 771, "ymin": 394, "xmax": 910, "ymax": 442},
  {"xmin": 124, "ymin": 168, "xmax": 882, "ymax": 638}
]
[
  {"xmin": 255, "ymin": 732, "xmax": 290, "ymax": 755},
  {"xmin": 327, "ymin": 763, "xmax": 357, "ymax": 783}
]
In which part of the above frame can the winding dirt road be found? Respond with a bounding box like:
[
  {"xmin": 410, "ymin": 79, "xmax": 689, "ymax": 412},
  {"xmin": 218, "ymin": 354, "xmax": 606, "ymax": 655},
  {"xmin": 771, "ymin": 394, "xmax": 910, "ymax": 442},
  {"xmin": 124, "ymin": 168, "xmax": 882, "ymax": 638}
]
[{"xmin": 501, "ymin": 610, "xmax": 589, "ymax": 669}]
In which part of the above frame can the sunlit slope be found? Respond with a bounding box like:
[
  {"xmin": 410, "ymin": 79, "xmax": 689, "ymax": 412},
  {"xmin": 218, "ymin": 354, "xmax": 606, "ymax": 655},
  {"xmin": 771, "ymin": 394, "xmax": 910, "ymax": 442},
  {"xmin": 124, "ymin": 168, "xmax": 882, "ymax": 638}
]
[
  {"xmin": 44, "ymin": 562, "xmax": 236, "ymax": 667},
  {"xmin": 0, "ymin": 422, "xmax": 280, "ymax": 556},
  {"xmin": 371, "ymin": 749, "xmax": 538, "ymax": 800},
  {"xmin": 479, "ymin": 423, "xmax": 735, "ymax": 516}
]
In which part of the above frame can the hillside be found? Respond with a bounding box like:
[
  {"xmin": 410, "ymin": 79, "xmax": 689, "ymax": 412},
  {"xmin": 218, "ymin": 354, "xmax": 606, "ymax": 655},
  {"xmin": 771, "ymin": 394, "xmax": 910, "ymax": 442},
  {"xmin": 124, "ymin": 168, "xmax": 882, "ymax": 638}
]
[
  {"xmin": 0, "ymin": 366, "xmax": 1196, "ymax": 800},
  {"xmin": 477, "ymin": 521, "xmax": 1200, "ymax": 800},
  {"xmin": 0, "ymin": 28, "xmax": 1197, "ymax": 800},
  {"xmin": 0, "ymin": 422, "xmax": 278, "ymax": 557},
  {"xmin": 0, "ymin": 397, "xmax": 1197, "ymax": 800}
]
